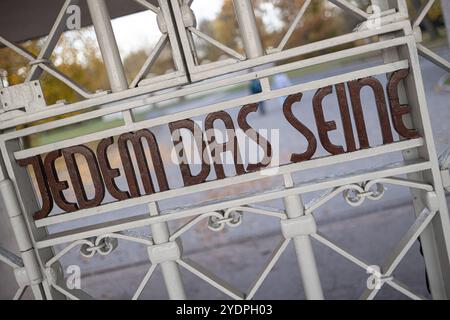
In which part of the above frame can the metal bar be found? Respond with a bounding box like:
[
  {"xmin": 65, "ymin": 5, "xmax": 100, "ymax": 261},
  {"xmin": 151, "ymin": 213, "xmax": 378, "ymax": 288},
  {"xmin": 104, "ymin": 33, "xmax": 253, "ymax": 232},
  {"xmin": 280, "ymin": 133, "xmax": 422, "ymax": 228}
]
[
  {"xmin": 375, "ymin": 0, "xmax": 450, "ymax": 299},
  {"xmin": 133, "ymin": 0, "xmax": 160, "ymax": 14},
  {"xmin": 177, "ymin": 258, "xmax": 245, "ymax": 300},
  {"xmin": 0, "ymin": 23, "xmax": 408, "ymax": 131},
  {"xmin": 86, "ymin": 0, "xmax": 133, "ymax": 124},
  {"xmin": 34, "ymin": 140, "xmax": 425, "ymax": 229},
  {"xmin": 132, "ymin": 264, "xmax": 158, "ymax": 300},
  {"xmin": 0, "ymin": 246, "xmax": 23, "ymax": 269},
  {"xmin": 246, "ymin": 238, "xmax": 291, "ymax": 299},
  {"xmin": 6, "ymin": 59, "xmax": 410, "ymax": 144},
  {"xmin": 0, "ymin": 179, "xmax": 45, "ymax": 299},
  {"xmin": 13, "ymin": 286, "xmax": 27, "ymax": 300},
  {"xmin": 188, "ymin": 27, "xmax": 245, "ymax": 60},
  {"xmin": 276, "ymin": 0, "xmax": 311, "ymax": 51},
  {"xmin": 35, "ymin": 143, "xmax": 430, "ymax": 228},
  {"xmin": 386, "ymin": 278, "xmax": 426, "ymax": 300},
  {"xmin": 412, "ymin": 0, "xmax": 436, "ymax": 28},
  {"xmin": 417, "ymin": 43, "xmax": 450, "ymax": 73},
  {"xmin": 328, "ymin": 0, "xmax": 369, "ymax": 21},
  {"xmin": 26, "ymin": 0, "xmax": 78, "ymax": 81},
  {"xmin": 34, "ymin": 160, "xmax": 431, "ymax": 249},
  {"xmin": 312, "ymin": 233, "xmax": 371, "ymax": 271},
  {"xmin": 148, "ymin": 202, "xmax": 186, "ymax": 300},
  {"xmin": 129, "ymin": 35, "xmax": 168, "ymax": 88},
  {"xmin": 282, "ymin": 174, "xmax": 323, "ymax": 300},
  {"xmin": 382, "ymin": 209, "xmax": 436, "ymax": 276},
  {"xmin": 232, "ymin": 0, "xmax": 270, "ymax": 91}
]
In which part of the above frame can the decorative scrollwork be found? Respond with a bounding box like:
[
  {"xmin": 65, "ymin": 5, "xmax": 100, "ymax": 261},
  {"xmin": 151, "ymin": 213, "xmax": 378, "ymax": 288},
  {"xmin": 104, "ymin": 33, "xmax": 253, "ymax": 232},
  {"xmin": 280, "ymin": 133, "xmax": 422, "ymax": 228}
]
[
  {"xmin": 80, "ymin": 236, "xmax": 118, "ymax": 258},
  {"xmin": 207, "ymin": 209, "xmax": 243, "ymax": 231},
  {"xmin": 343, "ymin": 182, "xmax": 385, "ymax": 207}
]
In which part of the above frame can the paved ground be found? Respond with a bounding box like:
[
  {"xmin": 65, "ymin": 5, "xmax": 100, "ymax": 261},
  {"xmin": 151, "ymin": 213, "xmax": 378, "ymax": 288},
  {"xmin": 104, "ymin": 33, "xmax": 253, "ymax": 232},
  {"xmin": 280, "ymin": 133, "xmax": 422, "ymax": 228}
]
[{"xmin": 0, "ymin": 48, "xmax": 449, "ymax": 300}]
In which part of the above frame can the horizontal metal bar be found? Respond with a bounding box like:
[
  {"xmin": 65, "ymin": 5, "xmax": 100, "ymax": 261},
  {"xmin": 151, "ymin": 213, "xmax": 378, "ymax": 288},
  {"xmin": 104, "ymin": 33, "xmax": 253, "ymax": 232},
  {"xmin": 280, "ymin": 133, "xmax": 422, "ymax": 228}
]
[
  {"xmin": 0, "ymin": 21, "xmax": 408, "ymax": 132},
  {"xmin": 35, "ymin": 138, "xmax": 423, "ymax": 228},
  {"xmin": 188, "ymin": 20, "xmax": 408, "ymax": 82},
  {"xmin": 34, "ymin": 158, "xmax": 431, "ymax": 248},
  {"xmin": 12, "ymin": 57, "xmax": 409, "ymax": 159}
]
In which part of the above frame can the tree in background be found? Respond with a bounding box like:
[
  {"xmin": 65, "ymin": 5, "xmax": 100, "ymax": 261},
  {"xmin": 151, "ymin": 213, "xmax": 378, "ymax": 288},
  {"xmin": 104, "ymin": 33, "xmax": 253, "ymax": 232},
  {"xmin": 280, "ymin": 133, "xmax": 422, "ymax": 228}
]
[{"xmin": 0, "ymin": 0, "xmax": 446, "ymax": 106}]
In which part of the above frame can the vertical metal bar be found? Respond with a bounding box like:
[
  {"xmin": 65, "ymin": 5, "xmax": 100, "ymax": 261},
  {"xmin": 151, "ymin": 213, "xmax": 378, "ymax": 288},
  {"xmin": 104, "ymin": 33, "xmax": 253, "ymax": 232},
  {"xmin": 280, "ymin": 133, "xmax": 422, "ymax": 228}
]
[
  {"xmin": 0, "ymin": 179, "xmax": 45, "ymax": 299},
  {"xmin": 283, "ymin": 174, "xmax": 324, "ymax": 300},
  {"xmin": 232, "ymin": 0, "xmax": 271, "ymax": 91},
  {"xmin": 86, "ymin": 0, "xmax": 133, "ymax": 123},
  {"xmin": 148, "ymin": 202, "xmax": 186, "ymax": 299},
  {"xmin": 373, "ymin": 0, "xmax": 450, "ymax": 299}
]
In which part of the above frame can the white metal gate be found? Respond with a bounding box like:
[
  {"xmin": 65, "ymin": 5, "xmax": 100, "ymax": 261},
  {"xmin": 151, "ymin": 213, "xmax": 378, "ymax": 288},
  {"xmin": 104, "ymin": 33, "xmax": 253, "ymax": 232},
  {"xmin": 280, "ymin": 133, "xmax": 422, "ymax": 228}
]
[{"xmin": 1, "ymin": 0, "xmax": 450, "ymax": 300}]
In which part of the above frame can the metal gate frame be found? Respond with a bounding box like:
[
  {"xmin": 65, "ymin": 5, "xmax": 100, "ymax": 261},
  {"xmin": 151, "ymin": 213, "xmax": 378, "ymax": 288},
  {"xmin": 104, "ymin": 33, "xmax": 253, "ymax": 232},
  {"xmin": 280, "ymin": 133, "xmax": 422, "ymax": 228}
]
[{"xmin": 0, "ymin": 0, "xmax": 450, "ymax": 300}]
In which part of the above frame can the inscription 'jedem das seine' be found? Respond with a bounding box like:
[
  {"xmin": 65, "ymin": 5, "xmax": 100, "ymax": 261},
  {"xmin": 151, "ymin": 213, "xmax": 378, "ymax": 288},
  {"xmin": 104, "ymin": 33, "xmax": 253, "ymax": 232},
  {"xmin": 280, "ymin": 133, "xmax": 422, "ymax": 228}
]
[{"xmin": 17, "ymin": 69, "xmax": 418, "ymax": 220}]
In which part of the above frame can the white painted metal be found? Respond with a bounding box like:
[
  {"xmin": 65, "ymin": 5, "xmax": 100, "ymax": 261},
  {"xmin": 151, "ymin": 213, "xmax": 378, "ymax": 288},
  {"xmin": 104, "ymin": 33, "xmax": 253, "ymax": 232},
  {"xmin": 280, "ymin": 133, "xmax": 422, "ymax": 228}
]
[{"xmin": 1, "ymin": 0, "xmax": 450, "ymax": 300}]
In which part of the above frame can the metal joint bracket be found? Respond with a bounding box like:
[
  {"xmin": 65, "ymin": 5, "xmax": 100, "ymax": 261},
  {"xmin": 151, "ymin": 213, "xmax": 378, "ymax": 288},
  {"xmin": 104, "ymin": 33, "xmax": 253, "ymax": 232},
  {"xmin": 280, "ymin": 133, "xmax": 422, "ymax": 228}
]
[
  {"xmin": 147, "ymin": 240, "xmax": 182, "ymax": 265},
  {"xmin": 156, "ymin": 10, "xmax": 168, "ymax": 34},
  {"xmin": 14, "ymin": 267, "xmax": 31, "ymax": 288},
  {"xmin": 181, "ymin": 4, "xmax": 196, "ymax": 28},
  {"xmin": 422, "ymin": 191, "xmax": 439, "ymax": 213},
  {"xmin": 0, "ymin": 81, "xmax": 46, "ymax": 114},
  {"xmin": 280, "ymin": 214, "xmax": 317, "ymax": 239}
]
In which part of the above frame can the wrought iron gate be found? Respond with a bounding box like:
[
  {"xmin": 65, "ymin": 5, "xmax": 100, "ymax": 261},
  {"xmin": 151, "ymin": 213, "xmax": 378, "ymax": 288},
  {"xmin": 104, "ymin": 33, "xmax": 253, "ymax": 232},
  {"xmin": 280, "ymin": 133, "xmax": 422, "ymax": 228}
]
[{"xmin": 1, "ymin": 0, "xmax": 450, "ymax": 300}]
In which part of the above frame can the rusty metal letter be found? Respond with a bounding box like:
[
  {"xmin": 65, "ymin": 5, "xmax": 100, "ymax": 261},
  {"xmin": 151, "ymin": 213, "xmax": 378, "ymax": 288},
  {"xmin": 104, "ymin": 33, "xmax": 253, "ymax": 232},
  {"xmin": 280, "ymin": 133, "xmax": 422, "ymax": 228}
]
[
  {"xmin": 283, "ymin": 93, "xmax": 317, "ymax": 162},
  {"xmin": 169, "ymin": 119, "xmax": 211, "ymax": 186},
  {"xmin": 97, "ymin": 137, "xmax": 130, "ymax": 201},
  {"xmin": 118, "ymin": 129, "xmax": 169, "ymax": 196},
  {"xmin": 63, "ymin": 145, "xmax": 105, "ymax": 209},
  {"xmin": 387, "ymin": 69, "xmax": 419, "ymax": 139},
  {"xmin": 313, "ymin": 86, "xmax": 346, "ymax": 155},
  {"xmin": 205, "ymin": 111, "xmax": 245, "ymax": 179},
  {"xmin": 17, "ymin": 156, "xmax": 54, "ymax": 220},
  {"xmin": 44, "ymin": 150, "xmax": 78, "ymax": 213},
  {"xmin": 238, "ymin": 103, "xmax": 272, "ymax": 172},
  {"xmin": 348, "ymin": 76, "xmax": 394, "ymax": 148}
]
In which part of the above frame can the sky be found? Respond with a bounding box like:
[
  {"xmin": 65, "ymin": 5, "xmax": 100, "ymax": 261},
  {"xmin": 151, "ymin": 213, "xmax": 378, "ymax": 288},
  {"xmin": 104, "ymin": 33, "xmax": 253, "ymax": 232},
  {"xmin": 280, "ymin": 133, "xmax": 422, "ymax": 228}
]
[{"xmin": 110, "ymin": 0, "xmax": 225, "ymax": 56}]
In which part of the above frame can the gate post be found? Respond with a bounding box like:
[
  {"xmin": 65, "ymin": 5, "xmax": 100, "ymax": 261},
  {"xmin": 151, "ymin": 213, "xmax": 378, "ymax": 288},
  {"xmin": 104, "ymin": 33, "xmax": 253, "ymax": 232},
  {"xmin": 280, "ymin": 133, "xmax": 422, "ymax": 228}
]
[
  {"xmin": 282, "ymin": 174, "xmax": 324, "ymax": 300},
  {"xmin": 232, "ymin": 0, "xmax": 271, "ymax": 92},
  {"xmin": 373, "ymin": 0, "xmax": 450, "ymax": 299},
  {"xmin": 86, "ymin": 0, "xmax": 133, "ymax": 124},
  {"xmin": 0, "ymin": 178, "xmax": 45, "ymax": 299},
  {"xmin": 148, "ymin": 202, "xmax": 186, "ymax": 300}
]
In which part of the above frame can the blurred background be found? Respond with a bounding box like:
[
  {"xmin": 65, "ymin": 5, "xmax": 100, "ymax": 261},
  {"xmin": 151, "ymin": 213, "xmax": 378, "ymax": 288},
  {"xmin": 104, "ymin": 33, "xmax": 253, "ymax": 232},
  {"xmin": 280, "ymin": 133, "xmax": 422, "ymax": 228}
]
[{"xmin": 1, "ymin": 0, "xmax": 450, "ymax": 300}]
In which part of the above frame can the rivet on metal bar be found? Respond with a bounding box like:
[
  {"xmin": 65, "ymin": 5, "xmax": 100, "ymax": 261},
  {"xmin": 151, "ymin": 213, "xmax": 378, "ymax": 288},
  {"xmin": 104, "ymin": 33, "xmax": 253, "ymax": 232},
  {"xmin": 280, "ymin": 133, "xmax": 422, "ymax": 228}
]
[
  {"xmin": 280, "ymin": 214, "xmax": 317, "ymax": 239},
  {"xmin": 147, "ymin": 240, "xmax": 182, "ymax": 265}
]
